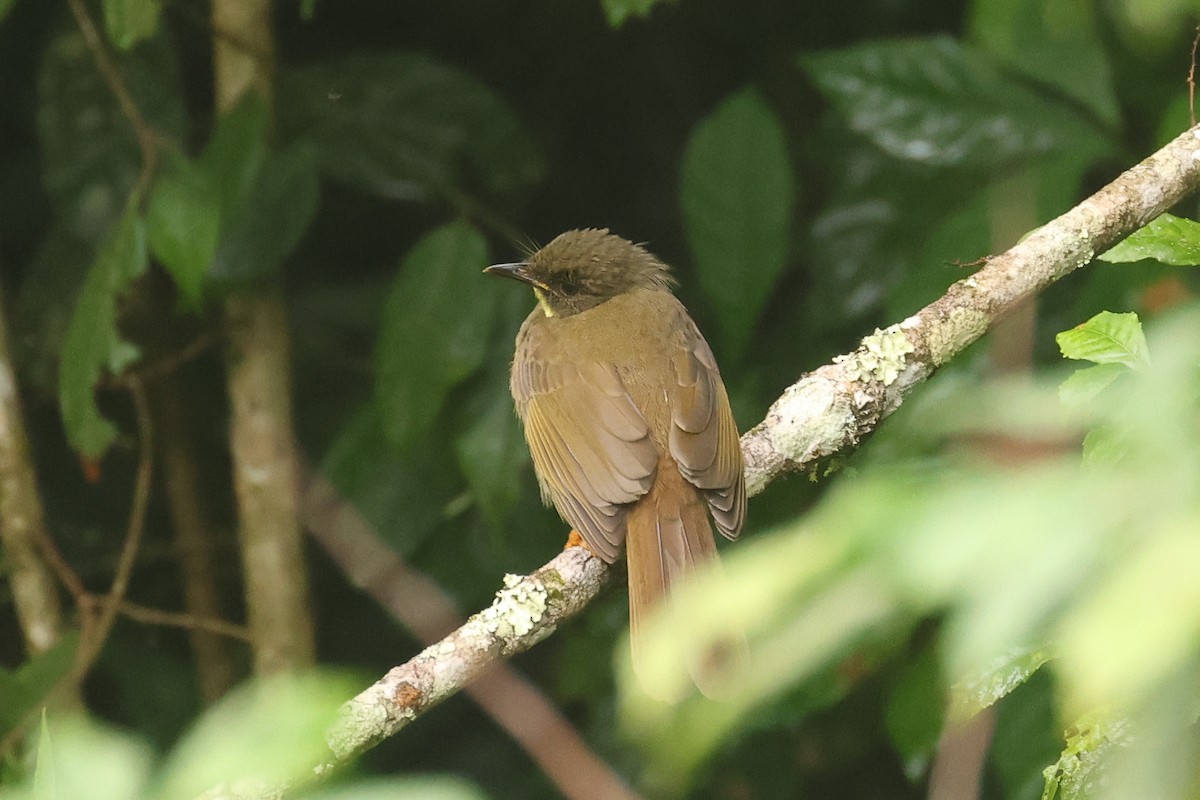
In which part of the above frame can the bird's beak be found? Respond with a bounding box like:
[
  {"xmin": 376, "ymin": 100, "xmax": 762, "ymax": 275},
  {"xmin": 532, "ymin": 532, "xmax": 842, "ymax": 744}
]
[{"xmin": 483, "ymin": 262, "xmax": 550, "ymax": 291}]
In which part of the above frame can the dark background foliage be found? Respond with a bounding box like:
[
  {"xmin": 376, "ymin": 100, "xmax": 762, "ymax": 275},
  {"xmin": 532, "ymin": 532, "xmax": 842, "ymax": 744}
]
[{"xmin": 1, "ymin": 0, "xmax": 1197, "ymax": 797}]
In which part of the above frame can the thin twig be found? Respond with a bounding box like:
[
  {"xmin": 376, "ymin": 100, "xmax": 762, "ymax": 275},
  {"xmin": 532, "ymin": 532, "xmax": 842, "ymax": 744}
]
[
  {"xmin": 115, "ymin": 599, "xmax": 251, "ymax": 642},
  {"xmin": 65, "ymin": 0, "xmax": 162, "ymax": 195},
  {"xmin": 72, "ymin": 376, "xmax": 156, "ymax": 680},
  {"xmin": 1190, "ymin": 26, "xmax": 1199, "ymax": 127}
]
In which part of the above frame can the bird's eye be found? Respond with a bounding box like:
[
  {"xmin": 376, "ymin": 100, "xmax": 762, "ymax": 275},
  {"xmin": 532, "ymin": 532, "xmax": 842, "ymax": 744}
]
[{"xmin": 560, "ymin": 281, "xmax": 581, "ymax": 296}]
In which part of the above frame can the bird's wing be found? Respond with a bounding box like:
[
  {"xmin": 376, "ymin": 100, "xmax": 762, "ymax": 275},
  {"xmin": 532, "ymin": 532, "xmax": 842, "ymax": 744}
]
[
  {"xmin": 668, "ymin": 317, "xmax": 746, "ymax": 540},
  {"xmin": 513, "ymin": 326, "xmax": 659, "ymax": 562}
]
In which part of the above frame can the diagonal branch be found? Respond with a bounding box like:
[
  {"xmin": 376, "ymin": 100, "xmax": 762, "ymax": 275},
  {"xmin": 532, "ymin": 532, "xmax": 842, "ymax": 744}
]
[{"xmin": 324, "ymin": 126, "xmax": 1200, "ymax": 766}]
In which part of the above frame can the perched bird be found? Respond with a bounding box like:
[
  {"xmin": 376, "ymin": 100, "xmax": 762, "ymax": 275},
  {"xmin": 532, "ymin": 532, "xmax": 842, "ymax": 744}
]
[{"xmin": 485, "ymin": 229, "xmax": 746, "ymax": 693}]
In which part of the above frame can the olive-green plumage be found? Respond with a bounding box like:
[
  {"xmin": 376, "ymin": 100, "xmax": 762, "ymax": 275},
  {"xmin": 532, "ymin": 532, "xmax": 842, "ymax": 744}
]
[{"xmin": 486, "ymin": 229, "xmax": 745, "ymax": 691}]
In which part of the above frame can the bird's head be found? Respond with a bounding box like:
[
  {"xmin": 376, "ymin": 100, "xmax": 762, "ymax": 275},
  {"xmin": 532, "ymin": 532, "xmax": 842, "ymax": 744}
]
[{"xmin": 485, "ymin": 228, "xmax": 674, "ymax": 317}]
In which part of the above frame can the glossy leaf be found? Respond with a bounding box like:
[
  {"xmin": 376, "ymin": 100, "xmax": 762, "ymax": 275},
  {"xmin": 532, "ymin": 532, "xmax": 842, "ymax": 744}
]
[
  {"xmin": 280, "ymin": 51, "xmax": 544, "ymax": 201},
  {"xmin": 103, "ymin": 0, "xmax": 161, "ymax": 51},
  {"xmin": 1056, "ymin": 312, "xmax": 1149, "ymax": 370},
  {"xmin": 208, "ymin": 142, "xmax": 319, "ymax": 286},
  {"xmin": 1098, "ymin": 213, "xmax": 1200, "ymax": 266},
  {"xmin": 375, "ymin": 221, "xmax": 495, "ymax": 450},
  {"xmin": 146, "ymin": 151, "xmax": 220, "ymax": 307},
  {"xmin": 37, "ymin": 28, "xmax": 184, "ymax": 240},
  {"xmin": 949, "ymin": 646, "xmax": 1052, "ymax": 722},
  {"xmin": 681, "ymin": 88, "xmax": 795, "ymax": 360},
  {"xmin": 801, "ymin": 37, "xmax": 1111, "ymax": 169},
  {"xmin": 969, "ymin": 0, "xmax": 1118, "ymax": 125},
  {"xmin": 59, "ymin": 201, "xmax": 148, "ymax": 458}
]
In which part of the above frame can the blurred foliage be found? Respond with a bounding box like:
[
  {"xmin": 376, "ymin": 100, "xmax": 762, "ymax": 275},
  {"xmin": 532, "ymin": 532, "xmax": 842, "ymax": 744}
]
[{"xmin": 2, "ymin": 0, "xmax": 1200, "ymax": 798}]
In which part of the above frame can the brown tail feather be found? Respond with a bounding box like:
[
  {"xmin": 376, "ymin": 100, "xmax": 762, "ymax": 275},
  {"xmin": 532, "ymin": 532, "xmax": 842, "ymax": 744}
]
[{"xmin": 626, "ymin": 458, "xmax": 727, "ymax": 700}]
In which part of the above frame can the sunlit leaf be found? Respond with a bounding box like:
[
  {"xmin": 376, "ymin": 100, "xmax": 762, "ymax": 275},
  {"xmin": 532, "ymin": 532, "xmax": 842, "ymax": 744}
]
[
  {"xmin": 59, "ymin": 200, "xmax": 147, "ymax": 458},
  {"xmin": 681, "ymin": 88, "xmax": 795, "ymax": 361},
  {"xmin": 949, "ymin": 646, "xmax": 1052, "ymax": 722},
  {"xmin": 801, "ymin": 37, "xmax": 1111, "ymax": 169},
  {"xmin": 1055, "ymin": 312, "xmax": 1148, "ymax": 370},
  {"xmin": 13, "ymin": 716, "xmax": 152, "ymax": 800},
  {"xmin": 1098, "ymin": 214, "xmax": 1200, "ymax": 266},
  {"xmin": 305, "ymin": 776, "xmax": 488, "ymax": 800},
  {"xmin": 375, "ymin": 221, "xmax": 495, "ymax": 450},
  {"xmin": 146, "ymin": 151, "xmax": 220, "ymax": 307},
  {"xmin": 969, "ymin": 0, "xmax": 1118, "ymax": 125},
  {"xmin": 1058, "ymin": 363, "xmax": 1125, "ymax": 406},
  {"xmin": 208, "ymin": 142, "xmax": 319, "ymax": 287},
  {"xmin": 155, "ymin": 672, "xmax": 357, "ymax": 799},
  {"xmin": 280, "ymin": 52, "xmax": 544, "ymax": 201},
  {"xmin": 1041, "ymin": 711, "xmax": 1132, "ymax": 800},
  {"xmin": 38, "ymin": 28, "xmax": 184, "ymax": 240},
  {"xmin": 103, "ymin": 0, "xmax": 161, "ymax": 50},
  {"xmin": 1080, "ymin": 424, "xmax": 1128, "ymax": 467}
]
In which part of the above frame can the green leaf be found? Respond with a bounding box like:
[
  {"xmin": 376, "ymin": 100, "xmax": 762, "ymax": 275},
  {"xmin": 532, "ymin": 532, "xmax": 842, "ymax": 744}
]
[
  {"xmin": 1055, "ymin": 311, "xmax": 1149, "ymax": 370},
  {"xmin": 154, "ymin": 672, "xmax": 356, "ymax": 799},
  {"xmin": 1080, "ymin": 424, "xmax": 1128, "ymax": 467},
  {"xmin": 990, "ymin": 671, "xmax": 1065, "ymax": 800},
  {"xmin": 969, "ymin": 0, "xmax": 1118, "ymax": 125},
  {"xmin": 600, "ymin": 0, "xmax": 673, "ymax": 26},
  {"xmin": 103, "ymin": 0, "xmax": 161, "ymax": 50},
  {"xmin": 800, "ymin": 37, "xmax": 1111, "ymax": 169},
  {"xmin": 0, "ymin": 633, "xmax": 79, "ymax": 738},
  {"xmin": 199, "ymin": 92, "xmax": 269, "ymax": 222},
  {"xmin": 16, "ymin": 717, "xmax": 152, "ymax": 800},
  {"xmin": 1057, "ymin": 363, "xmax": 1125, "ymax": 407},
  {"xmin": 321, "ymin": 404, "xmax": 461, "ymax": 557},
  {"xmin": 38, "ymin": 28, "xmax": 185, "ymax": 241},
  {"xmin": 949, "ymin": 646, "xmax": 1052, "ymax": 723},
  {"xmin": 1098, "ymin": 213, "xmax": 1200, "ymax": 266},
  {"xmin": 146, "ymin": 152, "xmax": 220, "ymax": 307},
  {"xmin": 681, "ymin": 88, "xmax": 795, "ymax": 361},
  {"xmin": 1041, "ymin": 711, "xmax": 1132, "ymax": 800},
  {"xmin": 885, "ymin": 641, "xmax": 945, "ymax": 777},
  {"xmin": 208, "ymin": 142, "xmax": 319, "ymax": 287},
  {"xmin": 375, "ymin": 221, "xmax": 495, "ymax": 450},
  {"xmin": 279, "ymin": 51, "xmax": 544, "ymax": 201},
  {"xmin": 454, "ymin": 383, "xmax": 530, "ymax": 532},
  {"xmin": 0, "ymin": 0, "xmax": 18, "ymax": 25},
  {"xmin": 306, "ymin": 776, "xmax": 488, "ymax": 800},
  {"xmin": 59, "ymin": 200, "xmax": 148, "ymax": 458},
  {"xmin": 299, "ymin": 0, "xmax": 317, "ymax": 20}
]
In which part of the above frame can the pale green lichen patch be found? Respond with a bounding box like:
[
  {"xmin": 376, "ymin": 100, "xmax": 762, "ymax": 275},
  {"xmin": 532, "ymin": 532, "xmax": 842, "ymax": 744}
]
[
  {"xmin": 835, "ymin": 324, "xmax": 915, "ymax": 386},
  {"xmin": 478, "ymin": 573, "xmax": 549, "ymax": 639}
]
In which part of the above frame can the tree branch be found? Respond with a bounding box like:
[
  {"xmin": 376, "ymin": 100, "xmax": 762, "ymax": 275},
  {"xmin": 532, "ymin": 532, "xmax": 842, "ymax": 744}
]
[{"xmin": 321, "ymin": 125, "xmax": 1200, "ymax": 767}]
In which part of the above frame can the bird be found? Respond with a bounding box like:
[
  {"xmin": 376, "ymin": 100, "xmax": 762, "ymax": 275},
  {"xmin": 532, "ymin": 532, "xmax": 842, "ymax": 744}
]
[{"xmin": 485, "ymin": 228, "xmax": 746, "ymax": 695}]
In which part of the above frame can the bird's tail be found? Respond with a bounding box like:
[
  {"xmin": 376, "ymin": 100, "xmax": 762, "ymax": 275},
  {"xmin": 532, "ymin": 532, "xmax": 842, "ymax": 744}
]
[{"xmin": 626, "ymin": 459, "xmax": 740, "ymax": 700}]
